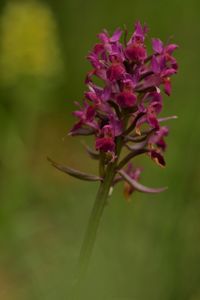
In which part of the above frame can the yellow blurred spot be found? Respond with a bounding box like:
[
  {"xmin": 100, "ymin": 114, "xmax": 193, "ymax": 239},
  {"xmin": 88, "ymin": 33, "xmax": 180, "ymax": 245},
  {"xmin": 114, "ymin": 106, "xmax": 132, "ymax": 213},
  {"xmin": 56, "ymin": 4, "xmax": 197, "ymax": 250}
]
[{"xmin": 0, "ymin": 0, "xmax": 62, "ymax": 84}]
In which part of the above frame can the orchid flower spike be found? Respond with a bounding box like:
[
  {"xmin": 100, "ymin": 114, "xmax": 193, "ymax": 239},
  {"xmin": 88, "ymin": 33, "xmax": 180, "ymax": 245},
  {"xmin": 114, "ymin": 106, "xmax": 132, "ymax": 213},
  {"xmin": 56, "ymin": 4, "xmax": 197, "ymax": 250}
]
[{"xmin": 50, "ymin": 21, "xmax": 178, "ymax": 199}]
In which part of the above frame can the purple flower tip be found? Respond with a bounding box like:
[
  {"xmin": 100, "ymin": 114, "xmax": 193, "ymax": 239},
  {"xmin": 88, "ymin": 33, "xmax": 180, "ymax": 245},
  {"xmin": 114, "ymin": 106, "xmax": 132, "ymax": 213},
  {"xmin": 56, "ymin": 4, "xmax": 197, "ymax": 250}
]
[{"xmin": 152, "ymin": 38, "xmax": 163, "ymax": 54}]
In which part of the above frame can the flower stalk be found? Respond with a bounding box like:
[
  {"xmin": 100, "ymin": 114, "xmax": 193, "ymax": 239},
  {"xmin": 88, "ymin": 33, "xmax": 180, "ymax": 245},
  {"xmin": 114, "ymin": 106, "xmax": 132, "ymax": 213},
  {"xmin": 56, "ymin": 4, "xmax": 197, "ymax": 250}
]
[
  {"xmin": 49, "ymin": 21, "xmax": 179, "ymax": 288},
  {"xmin": 77, "ymin": 136, "xmax": 123, "ymax": 278},
  {"xmin": 77, "ymin": 161, "xmax": 116, "ymax": 281}
]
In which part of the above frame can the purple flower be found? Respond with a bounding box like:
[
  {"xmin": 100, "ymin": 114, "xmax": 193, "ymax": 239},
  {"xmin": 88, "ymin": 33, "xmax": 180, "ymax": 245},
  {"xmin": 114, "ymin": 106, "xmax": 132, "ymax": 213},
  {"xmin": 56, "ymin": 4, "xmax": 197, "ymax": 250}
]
[
  {"xmin": 151, "ymin": 39, "xmax": 178, "ymax": 95},
  {"xmin": 109, "ymin": 113, "xmax": 123, "ymax": 136},
  {"xmin": 125, "ymin": 22, "xmax": 147, "ymax": 62},
  {"xmin": 117, "ymin": 90, "xmax": 137, "ymax": 108},
  {"xmin": 128, "ymin": 21, "xmax": 148, "ymax": 45},
  {"xmin": 96, "ymin": 137, "xmax": 115, "ymax": 153},
  {"xmin": 107, "ymin": 61, "xmax": 126, "ymax": 82},
  {"xmin": 149, "ymin": 126, "xmax": 169, "ymax": 151},
  {"xmin": 68, "ymin": 22, "xmax": 178, "ymax": 197},
  {"xmin": 69, "ymin": 101, "xmax": 100, "ymax": 136},
  {"xmin": 125, "ymin": 44, "xmax": 147, "ymax": 63},
  {"xmin": 98, "ymin": 28, "xmax": 122, "ymax": 44},
  {"xmin": 135, "ymin": 93, "xmax": 163, "ymax": 131},
  {"xmin": 95, "ymin": 125, "xmax": 116, "ymax": 161}
]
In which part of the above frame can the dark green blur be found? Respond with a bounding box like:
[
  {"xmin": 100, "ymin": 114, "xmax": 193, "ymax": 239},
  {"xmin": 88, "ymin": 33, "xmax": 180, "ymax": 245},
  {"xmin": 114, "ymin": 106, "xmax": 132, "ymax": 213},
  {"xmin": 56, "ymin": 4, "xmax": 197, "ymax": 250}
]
[{"xmin": 0, "ymin": 0, "xmax": 199, "ymax": 299}]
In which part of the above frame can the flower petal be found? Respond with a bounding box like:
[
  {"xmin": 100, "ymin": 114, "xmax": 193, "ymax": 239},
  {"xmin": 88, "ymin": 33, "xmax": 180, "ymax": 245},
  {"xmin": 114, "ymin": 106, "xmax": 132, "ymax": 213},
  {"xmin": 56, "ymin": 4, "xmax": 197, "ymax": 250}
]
[
  {"xmin": 165, "ymin": 44, "xmax": 178, "ymax": 55},
  {"xmin": 110, "ymin": 28, "xmax": 122, "ymax": 42},
  {"xmin": 152, "ymin": 38, "xmax": 163, "ymax": 54},
  {"xmin": 151, "ymin": 55, "xmax": 160, "ymax": 74}
]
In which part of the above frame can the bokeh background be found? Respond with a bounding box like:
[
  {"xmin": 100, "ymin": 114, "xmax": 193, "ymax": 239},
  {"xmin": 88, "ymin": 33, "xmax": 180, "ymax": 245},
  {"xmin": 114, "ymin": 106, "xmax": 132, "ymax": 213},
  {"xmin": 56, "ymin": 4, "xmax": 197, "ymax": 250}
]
[{"xmin": 0, "ymin": 0, "xmax": 199, "ymax": 299}]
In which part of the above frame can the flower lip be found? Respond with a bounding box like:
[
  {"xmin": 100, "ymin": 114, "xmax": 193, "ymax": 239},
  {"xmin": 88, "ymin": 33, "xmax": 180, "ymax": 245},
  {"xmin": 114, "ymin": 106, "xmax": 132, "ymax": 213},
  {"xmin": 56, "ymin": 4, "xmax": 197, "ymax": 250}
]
[
  {"xmin": 107, "ymin": 62, "xmax": 126, "ymax": 82},
  {"xmin": 117, "ymin": 90, "xmax": 137, "ymax": 108},
  {"xmin": 125, "ymin": 44, "xmax": 147, "ymax": 62},
  {"xmin": 95, "ymin": 137, "xmax": 115, "ymax": 152}
]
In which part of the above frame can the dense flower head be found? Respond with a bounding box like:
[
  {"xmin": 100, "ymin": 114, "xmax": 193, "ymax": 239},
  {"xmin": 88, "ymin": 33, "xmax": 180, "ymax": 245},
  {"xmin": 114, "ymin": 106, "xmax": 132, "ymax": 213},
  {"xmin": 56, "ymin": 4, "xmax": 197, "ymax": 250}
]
[{"xmin": 69, "ymin": 21, "xmax": 178, "ymax": 197}]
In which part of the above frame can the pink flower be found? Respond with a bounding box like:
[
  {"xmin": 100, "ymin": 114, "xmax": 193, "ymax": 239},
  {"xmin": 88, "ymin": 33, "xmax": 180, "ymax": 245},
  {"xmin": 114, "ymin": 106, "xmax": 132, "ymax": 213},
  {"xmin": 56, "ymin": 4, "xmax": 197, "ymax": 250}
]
[{"xmin": 68, "ymin": 22, "xmax": 178, "ymax": 193}]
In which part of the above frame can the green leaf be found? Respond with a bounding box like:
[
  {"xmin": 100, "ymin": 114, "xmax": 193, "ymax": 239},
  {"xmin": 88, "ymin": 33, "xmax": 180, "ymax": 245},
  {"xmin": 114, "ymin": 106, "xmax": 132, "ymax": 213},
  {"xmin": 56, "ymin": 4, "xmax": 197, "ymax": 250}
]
[
  {"xmin": 47, "ymin": 157, "xmax": 102, "ymax": 182},
  {"xmin": 118, "ymin": 169, "xmax": 167, "ymax": 194}
]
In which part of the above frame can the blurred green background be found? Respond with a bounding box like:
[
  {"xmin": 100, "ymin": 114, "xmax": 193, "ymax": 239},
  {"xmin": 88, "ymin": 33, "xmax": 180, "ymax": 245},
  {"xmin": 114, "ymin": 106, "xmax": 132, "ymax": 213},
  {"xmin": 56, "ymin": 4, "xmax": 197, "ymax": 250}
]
[{"xmin": 0, "ymin": 0, "xmax": 199, "ymax": 299}]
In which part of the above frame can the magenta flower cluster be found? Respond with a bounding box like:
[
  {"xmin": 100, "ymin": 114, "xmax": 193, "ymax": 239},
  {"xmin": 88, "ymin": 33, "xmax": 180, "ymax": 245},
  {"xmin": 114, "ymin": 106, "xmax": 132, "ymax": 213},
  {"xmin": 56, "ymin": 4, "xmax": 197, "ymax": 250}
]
[{"xmin": 68, "ymin": 22, "xmax": 178, "ymax": 197}]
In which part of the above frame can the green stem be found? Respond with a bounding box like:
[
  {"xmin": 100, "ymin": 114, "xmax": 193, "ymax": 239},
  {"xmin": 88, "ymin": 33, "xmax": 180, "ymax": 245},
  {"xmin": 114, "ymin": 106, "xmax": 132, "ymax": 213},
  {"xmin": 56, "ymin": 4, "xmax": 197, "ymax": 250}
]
[
  {"xmin": 75, "ymin": 138, "xmax": 123, "ymax": 287},
  {"xmin": 76, "ymin": 162, "xmax": 116, "ymax": 282}
]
